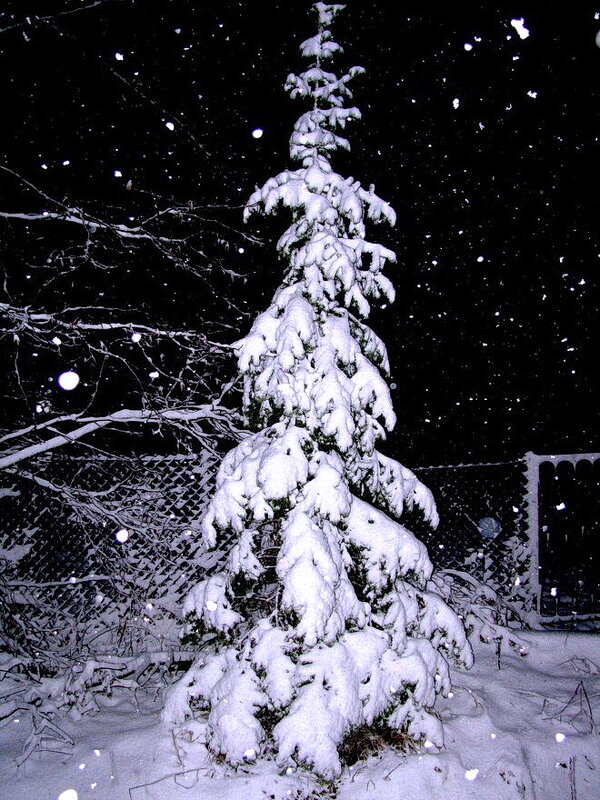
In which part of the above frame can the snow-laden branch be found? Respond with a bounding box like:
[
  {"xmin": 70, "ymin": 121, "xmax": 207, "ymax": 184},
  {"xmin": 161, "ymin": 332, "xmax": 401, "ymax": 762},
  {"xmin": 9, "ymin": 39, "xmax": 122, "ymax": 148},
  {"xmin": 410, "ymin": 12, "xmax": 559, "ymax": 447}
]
[
  {"xmin": 0, "ymin": 165, "xmax": 143, "ymax": 233},
  {"xmin": 0, "ymin": 404, "xmax": 236, "ymax": 470},
  {"xmin": 0, "ymin": 302, "xmax": 233, "ymax": 346},
  {"xmin": 0, "ymin": 208, "xmax": 185, "ymax": 243},
  {"xmin": 0, "ymin": 165, "xmax": 258, "ymax": 250}
]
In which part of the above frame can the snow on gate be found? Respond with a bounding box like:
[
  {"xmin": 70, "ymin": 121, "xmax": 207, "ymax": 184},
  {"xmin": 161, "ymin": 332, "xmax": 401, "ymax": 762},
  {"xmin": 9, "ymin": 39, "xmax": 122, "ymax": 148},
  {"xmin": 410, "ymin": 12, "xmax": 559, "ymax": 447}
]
[{"xmin": 1, "ymin": 450, "xmax": 598, "ymax": 666}]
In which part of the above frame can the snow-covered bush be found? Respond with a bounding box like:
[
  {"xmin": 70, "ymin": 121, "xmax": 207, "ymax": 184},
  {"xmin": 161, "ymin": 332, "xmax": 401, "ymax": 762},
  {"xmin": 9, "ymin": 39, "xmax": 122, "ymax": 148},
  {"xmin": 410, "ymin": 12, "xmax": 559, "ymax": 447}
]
[{"xmin": 164, "ymin": 3, "xmax": 472, "ymax": 779}]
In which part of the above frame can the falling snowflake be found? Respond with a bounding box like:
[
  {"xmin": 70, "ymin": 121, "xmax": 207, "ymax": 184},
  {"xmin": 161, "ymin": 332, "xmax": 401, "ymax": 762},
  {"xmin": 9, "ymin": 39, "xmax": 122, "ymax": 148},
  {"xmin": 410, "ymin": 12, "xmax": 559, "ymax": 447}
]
[
  {"xmin": 57, "ymin": 371, "xmax": 80, "ymax": 390},
  {"xmin": 511, "ymin": 18, "xmax": 530, "ymax": 40}
]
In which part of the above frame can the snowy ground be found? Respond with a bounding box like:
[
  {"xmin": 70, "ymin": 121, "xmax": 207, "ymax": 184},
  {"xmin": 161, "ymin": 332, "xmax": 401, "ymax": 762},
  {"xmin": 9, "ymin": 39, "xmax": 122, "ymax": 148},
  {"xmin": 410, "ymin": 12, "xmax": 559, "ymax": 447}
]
[{"xmin": 1, "ymin": 631, "xmax": 598, "ymax": 800}]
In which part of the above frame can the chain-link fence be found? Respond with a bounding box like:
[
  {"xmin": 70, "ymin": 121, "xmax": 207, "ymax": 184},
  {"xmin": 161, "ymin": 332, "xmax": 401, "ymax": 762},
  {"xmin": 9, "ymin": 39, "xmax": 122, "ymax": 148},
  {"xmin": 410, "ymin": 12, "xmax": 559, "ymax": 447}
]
[
  {"xmin": 1, "ymin": 450, "xmax": 598, "ymax": 666},
  {"xmin": 409, "ymin": 459, "xmax": 536, "ymax": 611},
  {"xmin": 0, "ymin": 453, "xmax": 224, "ymax": 666}
]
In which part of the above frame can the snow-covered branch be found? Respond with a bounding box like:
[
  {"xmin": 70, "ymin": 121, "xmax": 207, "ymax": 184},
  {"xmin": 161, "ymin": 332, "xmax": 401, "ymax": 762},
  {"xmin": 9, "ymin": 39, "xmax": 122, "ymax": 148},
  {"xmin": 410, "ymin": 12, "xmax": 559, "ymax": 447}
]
[
  {"xmin": 0, "ymin": 165, "xmax": 260, "ymax": 298},
  {"xmin": 0, "ymin": 208, "xmax": 187, "ymax": 243},
  {"xmin": 0, "ymin": 404, "xmax": 238, "ymax": 470},
  {"xmin": 0, "ymin": 302, "xmax": 232, "ymax": 346}
]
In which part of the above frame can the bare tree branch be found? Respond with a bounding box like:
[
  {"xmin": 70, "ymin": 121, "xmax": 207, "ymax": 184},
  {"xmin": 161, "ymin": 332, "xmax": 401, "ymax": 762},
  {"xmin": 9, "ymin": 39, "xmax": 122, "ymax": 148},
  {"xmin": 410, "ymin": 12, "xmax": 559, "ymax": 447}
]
[{"xmin": 0, "ymin": 1, "xmax": 115, "ymax": 36}]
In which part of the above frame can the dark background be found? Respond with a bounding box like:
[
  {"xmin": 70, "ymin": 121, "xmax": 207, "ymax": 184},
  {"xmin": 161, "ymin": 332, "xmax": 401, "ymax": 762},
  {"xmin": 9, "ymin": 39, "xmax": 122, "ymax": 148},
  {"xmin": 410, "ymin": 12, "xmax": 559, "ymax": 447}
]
[{"xmin": 1, "ymin": 0, "xmax": 598, "ymax": 466}]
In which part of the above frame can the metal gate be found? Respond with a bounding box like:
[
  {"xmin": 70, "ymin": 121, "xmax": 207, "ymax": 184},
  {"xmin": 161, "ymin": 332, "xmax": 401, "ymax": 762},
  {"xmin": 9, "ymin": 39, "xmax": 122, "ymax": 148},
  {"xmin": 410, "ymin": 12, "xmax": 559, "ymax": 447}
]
[{"xmin": 524, "ymin": 451, "xmax": 600, "ymax": 624}]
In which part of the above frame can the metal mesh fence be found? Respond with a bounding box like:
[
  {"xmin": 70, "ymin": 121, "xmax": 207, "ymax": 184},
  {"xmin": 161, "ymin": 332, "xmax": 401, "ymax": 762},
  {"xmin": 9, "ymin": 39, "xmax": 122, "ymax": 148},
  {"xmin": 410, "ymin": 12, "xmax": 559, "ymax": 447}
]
[
  {"xmin": 409, "ymin": 459, "xmax": 536, "ymax": 611},
  {"xmin": 0, "ymin": 453, "xmax": 223, "ymax": 664},
  {"xmin": 2, "ymin": 450, "xmax": 597, "ymax": 665}
]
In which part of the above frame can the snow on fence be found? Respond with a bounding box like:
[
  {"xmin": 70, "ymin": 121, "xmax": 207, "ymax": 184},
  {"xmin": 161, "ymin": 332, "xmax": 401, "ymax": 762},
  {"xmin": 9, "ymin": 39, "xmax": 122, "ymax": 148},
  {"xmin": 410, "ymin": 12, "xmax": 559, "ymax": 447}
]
[{"xmin": 1, "ymin": 450, "xmax": 598, "ymax": 666}]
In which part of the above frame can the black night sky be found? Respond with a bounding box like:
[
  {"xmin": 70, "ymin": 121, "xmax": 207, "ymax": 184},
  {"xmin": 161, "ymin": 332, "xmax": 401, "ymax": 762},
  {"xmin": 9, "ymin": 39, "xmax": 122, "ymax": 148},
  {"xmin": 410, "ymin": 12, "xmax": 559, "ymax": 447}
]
[{"xmin": 1, "ymin": 0, "xmax": 598, "ymax": 467}]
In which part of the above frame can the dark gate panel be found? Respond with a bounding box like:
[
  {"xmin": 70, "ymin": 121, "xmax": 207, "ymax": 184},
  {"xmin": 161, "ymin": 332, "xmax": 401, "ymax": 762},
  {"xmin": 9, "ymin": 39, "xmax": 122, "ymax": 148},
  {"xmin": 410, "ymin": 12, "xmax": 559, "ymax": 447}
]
[{"xmin": 538, "ymin": 458, "xmax": 600, "ymax": 618}]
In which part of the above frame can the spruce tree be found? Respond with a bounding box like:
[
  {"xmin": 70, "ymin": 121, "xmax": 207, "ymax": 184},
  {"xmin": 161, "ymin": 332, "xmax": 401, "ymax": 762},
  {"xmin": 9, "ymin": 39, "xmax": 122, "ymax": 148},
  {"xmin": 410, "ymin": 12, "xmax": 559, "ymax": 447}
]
[{"xmin": 164, "ymin": 2, "xmax": 472, "ymax": 779}]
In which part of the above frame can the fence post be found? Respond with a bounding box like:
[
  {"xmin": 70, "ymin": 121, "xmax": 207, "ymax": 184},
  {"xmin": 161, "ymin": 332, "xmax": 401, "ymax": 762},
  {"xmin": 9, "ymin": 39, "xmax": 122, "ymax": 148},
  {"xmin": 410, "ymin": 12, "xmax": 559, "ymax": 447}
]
[{"xmin": 524, "ymin": 451, "xmax": 542, "ymax": 623}]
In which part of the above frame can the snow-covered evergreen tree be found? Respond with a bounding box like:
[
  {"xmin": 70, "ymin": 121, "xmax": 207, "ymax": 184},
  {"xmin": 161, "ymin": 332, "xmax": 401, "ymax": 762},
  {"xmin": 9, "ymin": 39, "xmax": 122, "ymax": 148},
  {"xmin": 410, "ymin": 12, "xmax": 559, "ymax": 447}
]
[{"xmin": 164, "ymin": 2, "xmax": 472, "ymax": 779}]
